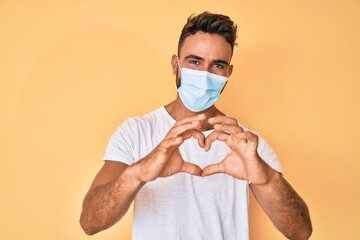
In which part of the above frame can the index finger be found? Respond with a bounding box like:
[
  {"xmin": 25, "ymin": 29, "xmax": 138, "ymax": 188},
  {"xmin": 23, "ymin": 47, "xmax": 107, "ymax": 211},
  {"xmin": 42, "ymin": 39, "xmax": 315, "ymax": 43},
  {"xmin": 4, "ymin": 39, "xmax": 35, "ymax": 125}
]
[
  {"xmin": 180, "ymin": 129, "xmax": 205, "ymax": 148},
  {"xmin": 208, "ymin": 115, "xmax": 238, "ymax": 125},
  {"xmin": 175, "ymin": 114, "xmax": 206, "ymax": 126},
  {"xmin": 204, "ymin": 130, "xmax": 230, "ymax": 151},
  {"xmin": 166, "ymin": 114, "xmax": 206, "ymax": 139}
]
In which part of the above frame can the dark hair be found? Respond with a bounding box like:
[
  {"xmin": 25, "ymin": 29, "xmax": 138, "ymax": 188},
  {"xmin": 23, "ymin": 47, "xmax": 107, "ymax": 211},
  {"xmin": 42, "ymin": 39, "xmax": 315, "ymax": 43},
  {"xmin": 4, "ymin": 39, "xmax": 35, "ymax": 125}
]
[{"xmin": 178, "ymin": 11, "xmax": 237, "ymax": 56}]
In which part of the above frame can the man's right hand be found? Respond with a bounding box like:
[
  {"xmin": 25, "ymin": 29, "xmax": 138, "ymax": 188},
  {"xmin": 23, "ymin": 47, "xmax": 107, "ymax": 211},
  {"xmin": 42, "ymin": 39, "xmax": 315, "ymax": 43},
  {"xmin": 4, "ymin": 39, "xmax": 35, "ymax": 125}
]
[{"xmin": 132, "ymin": 114, "xmax": 207, "ymax": 183}]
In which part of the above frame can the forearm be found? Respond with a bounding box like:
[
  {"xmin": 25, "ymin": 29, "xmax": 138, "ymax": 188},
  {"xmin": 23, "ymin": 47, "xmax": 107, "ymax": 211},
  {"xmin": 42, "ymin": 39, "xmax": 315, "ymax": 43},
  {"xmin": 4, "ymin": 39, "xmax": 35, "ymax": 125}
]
[
  {"xmin": 80, "ymin": 166, "xmax": 145, "ymax": 235},
  {"xmin": 250, "ymin": 169, "xmax": 312, "ymax": 240}
]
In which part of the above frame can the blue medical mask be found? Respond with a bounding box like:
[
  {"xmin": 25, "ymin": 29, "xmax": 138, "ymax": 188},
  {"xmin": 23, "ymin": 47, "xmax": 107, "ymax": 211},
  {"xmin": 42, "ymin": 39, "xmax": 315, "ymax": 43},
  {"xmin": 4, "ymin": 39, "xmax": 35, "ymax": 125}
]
[{"xmin": 177, "ymin": 67, "xmax": 228, "ymax": 112}]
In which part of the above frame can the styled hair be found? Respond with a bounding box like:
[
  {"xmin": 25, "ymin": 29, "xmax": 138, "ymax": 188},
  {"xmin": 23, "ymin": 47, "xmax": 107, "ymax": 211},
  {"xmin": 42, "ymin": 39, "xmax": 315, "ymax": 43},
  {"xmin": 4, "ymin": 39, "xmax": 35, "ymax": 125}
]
[{"xmin": 178, "ymin": 11, "xmax": 237, "ymax": 56}]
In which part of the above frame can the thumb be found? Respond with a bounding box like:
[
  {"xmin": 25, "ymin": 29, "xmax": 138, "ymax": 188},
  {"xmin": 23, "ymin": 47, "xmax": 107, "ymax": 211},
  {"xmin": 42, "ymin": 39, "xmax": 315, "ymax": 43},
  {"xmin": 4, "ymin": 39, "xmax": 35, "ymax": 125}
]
[
  {"xmin": 202, "ymin": 162, "xmax": 225, "ymax": 177},
  {"xmin": 181, "ymin": 162, "xmax": 202, "ymax": 176}
]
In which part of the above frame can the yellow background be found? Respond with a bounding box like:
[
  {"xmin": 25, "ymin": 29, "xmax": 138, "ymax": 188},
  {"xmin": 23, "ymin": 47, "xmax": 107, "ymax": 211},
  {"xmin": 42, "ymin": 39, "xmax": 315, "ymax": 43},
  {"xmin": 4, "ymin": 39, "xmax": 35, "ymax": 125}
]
[{"xmin": 1, "ymin": 0, "xmax": 359, "ymax": 239}]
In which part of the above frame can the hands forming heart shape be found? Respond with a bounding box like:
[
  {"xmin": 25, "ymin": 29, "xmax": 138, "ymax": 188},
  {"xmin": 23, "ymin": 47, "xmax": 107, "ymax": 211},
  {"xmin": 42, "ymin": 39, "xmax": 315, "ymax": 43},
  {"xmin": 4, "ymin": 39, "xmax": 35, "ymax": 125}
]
[{"xmin": 136, "ymin": 114, "xmax": 272, "ymax": 185}]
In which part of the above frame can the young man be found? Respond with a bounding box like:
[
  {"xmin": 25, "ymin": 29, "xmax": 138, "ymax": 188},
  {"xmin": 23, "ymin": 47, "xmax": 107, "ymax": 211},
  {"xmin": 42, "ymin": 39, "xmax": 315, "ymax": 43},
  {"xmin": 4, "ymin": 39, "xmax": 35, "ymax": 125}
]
[{"xmin": 80, "ymin": 12, "xmax": 312, "ymax": 240}]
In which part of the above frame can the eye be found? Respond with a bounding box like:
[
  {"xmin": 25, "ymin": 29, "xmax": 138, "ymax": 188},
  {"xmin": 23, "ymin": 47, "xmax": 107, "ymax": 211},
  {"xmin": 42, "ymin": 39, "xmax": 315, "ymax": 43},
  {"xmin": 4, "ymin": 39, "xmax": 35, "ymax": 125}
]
[
  {"xmin": 213, "ymin": 63, "xmax": 225, "ymax": 69},
  {"xmin": 189, "ymin": 60, "xmax": 200, "ymax": 65}
]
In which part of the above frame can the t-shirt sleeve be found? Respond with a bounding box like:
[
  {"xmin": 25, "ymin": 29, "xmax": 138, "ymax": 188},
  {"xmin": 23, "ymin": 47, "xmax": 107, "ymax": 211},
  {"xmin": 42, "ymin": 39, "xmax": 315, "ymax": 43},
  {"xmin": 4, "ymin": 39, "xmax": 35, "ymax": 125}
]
[
  {"xmin": 103, "ymin": 118, "xmax": 137, "ymax": 165},
  {"xmin": 257, "ymin": 134, "xmax": 283, "ymax": 174}
]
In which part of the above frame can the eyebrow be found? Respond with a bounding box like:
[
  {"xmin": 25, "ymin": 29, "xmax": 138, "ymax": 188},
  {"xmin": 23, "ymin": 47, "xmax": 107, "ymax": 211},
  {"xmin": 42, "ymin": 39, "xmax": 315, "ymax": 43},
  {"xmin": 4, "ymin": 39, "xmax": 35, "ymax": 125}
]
[
  {"xmin": 184, "ymin": 54, "xmax": 229, "ymax": 65},
  {"xmin": 213, "ymin": 59, "xmax": 230, "ymax": 66},
  {"xmin": 184, "ymin": 54, "xmax": 203, "ymax": 61}
]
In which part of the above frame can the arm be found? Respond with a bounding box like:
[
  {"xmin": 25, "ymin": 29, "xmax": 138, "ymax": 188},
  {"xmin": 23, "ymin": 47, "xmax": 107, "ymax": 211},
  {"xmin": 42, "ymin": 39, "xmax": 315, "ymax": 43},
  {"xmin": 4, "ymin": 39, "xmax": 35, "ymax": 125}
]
[
  {"xmin": 80, "ymin": 161, "xmax": 144, "ymax": 235},
  {"xmin": 250, "ymin": 168, "xmax": 312, "ymax": 240},
  {"xmin": 80, "ymin": 114, "xmax": 206, "ymax": 235},
  {"xmin": 202, "ymin": 115, "xmax": 312, "ymax": 239}
]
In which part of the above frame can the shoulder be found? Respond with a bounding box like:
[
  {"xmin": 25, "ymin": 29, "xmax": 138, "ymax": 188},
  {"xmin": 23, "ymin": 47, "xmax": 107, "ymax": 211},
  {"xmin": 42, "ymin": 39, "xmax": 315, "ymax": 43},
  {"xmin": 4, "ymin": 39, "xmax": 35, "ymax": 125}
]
[
  {"xmin": 114, "ymin": 107, "xmax": 169, "ymax": 134},
  {"xmin": 120, "ymin": 107, "xmax": 162, "ymax": 126}
]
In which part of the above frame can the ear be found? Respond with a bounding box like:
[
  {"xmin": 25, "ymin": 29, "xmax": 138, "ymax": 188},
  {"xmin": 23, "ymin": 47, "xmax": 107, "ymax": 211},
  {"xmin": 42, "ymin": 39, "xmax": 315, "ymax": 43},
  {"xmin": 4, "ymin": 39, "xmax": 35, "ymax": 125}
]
[
  {"xmin": 171, "ymin": 54, "xmax": 179, "ymax": 75},
  {"xmin": 228, "ymin": 64, "xmax": 233, "ymax": 77}
]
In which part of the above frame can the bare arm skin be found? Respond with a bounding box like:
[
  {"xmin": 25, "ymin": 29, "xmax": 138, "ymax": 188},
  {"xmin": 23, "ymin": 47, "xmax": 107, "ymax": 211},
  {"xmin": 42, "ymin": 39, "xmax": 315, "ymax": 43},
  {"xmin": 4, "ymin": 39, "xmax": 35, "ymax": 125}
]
[
  {"xmin": 202, "ymin": 115, "xmax": 312, "ymax": 239},
  {"xmin": 250, "ymin": 170, "xmax": 312, "ymax": 240},
  {"xmin": 80, "ymin": 161, "xmax": 144, "ymax": 235},
  {"xmin": 80, "ymin": 114, "xmax": 206, "ymax": 235}
]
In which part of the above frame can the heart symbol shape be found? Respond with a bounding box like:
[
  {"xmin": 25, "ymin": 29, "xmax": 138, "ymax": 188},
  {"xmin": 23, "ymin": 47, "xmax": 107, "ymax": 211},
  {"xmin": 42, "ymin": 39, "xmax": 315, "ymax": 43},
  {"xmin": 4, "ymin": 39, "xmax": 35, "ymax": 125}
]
[
  {"xmin": 137, "ymin": 114, "xmax": 264, "ymax": 184},
  {"xmin": 168, "ymin": 115, "xmax": 264, "ymax": 183}
]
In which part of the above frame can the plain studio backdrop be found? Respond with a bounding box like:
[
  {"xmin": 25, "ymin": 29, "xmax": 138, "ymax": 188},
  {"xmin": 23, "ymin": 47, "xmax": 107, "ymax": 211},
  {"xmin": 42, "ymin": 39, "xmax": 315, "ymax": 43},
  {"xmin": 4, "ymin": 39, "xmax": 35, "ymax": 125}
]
[{"xmin": 1, "ymin": 0, "xmax": 359, "ymax": 239}]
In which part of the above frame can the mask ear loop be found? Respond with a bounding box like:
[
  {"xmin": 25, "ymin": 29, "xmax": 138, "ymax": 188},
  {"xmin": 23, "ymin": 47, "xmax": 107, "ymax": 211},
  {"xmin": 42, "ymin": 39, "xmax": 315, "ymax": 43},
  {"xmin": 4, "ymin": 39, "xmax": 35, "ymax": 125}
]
[
  {"xmin": 176, "ymin": 57, "xmax": 182, "ymax": 90},
  {"xmin": 221, "ymin": 67, "xmax": 230, "ymax": 93}
]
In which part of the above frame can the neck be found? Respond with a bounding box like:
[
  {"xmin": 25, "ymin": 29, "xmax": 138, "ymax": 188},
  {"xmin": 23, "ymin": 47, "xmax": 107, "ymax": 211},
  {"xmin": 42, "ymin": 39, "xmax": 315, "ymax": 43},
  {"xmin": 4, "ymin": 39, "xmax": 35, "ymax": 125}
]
[{"xmin": 165, "ymin": 96, "xmax": 225, "ymax": 131}]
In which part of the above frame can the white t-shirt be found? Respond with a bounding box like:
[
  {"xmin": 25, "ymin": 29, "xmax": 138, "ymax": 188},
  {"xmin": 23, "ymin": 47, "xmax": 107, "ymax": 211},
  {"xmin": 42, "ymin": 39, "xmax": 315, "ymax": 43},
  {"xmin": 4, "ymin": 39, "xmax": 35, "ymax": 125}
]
[{"xmin": 104, "ymin": 107, "xmax": 282, "ymax": 240}]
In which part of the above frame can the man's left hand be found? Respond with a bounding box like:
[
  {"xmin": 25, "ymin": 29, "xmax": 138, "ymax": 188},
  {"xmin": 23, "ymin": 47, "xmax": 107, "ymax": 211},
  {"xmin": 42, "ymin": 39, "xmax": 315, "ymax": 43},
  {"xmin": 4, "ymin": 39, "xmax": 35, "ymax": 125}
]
[{"xmin": 202, "ymin": 115, "xmax": 274, "ymax": 184}]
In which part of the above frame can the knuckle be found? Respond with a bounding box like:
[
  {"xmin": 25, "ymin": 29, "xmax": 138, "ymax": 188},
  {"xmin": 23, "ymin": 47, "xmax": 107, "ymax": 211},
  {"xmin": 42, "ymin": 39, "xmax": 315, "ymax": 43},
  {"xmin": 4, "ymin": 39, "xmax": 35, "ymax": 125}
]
[{"xmin": 157, "ymin": 142, "xmax": 168, "ymax": 154}]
